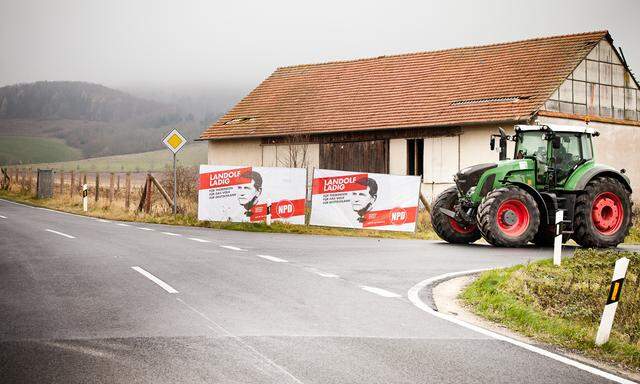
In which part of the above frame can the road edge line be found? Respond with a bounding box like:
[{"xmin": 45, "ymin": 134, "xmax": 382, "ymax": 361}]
[{"xmin": 407, "ymin": 269, "xmax": 636, "ymax": 384}]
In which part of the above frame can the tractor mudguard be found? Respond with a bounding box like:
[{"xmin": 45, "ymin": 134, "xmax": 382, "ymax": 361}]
[
  {"xmin": 570, "ymin": 165, "xmax": 632, "ymax": 193},
  {"xmin": 505, "ymin": 181, "xmax": 552, "ymax": 225}
]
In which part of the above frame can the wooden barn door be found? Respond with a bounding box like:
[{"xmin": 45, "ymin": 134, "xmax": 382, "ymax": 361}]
[{"xmin": 320, "ymin": 140, "xmax": 389, "ymax": 173}]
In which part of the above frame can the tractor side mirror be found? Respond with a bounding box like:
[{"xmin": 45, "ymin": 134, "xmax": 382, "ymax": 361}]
[
  {"xmin": 490, "ymin": 137, "xmax": 496, "ymax": 151},
  {"xmin": 552, "ymin": 137, "xmax": 561, "ymax": 149}
]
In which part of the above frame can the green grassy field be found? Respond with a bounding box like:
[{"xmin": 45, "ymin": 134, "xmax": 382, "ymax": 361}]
[
  {"xmin": 0, "ymin": 136, "xmax": 83, "ymax": 165},
  {"xmin": 7, "ymin": 141, "xmax": 207, "ymax": 172}
]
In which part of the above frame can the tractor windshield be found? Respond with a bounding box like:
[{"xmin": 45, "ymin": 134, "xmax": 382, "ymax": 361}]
[{"xmin": 515, "ymin": 131, "xmax": 547, "ymax": 163}]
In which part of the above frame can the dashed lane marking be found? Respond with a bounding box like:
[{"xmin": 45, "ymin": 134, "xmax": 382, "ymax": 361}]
[
  {"xmin": 45, "ymin": 229, "xmax": 76, "ymax": 239},
  {"xmin": 359, "ymin": 285, "xmax": 402, "ymax": 298},
  {"xmin": 131, "ymin": 266, "xmax": 178, "ymax": 294},
  {"xmin": 0, "ymin": 214, "xmax": 6, "ymax": 219},
  {"xmin": 256, "ymin": 254, "xmax": 288, "ymax": 263},
  {"xmin": 314, "ymin": 271, "xmax": 339, "ymax": 278},
  {"xmin": 188, "ymin": 237, "xmax": 211, "ymax": 243},
  {"xmin": 96, "ymin": 219, "xmax": 110, "ymax": 223},
  {"xmin": 162, "ymin": 232, "xmax": 181, "ymax": 236},
  {"xmin": 220, "ymin": 245, "xmax": 245, "ymax": 251},
  {"xmin": 116, "ymin": 223, "xmax": 131, "ymax": 227},
  {"xmin": 137, "ymin": 227, "xmax": 154, "ymax": 231}
]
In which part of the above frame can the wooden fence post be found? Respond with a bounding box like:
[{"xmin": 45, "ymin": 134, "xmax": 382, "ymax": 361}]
[
  {"xmin": 125, "ymin": 172, "xmax": 131, "ymax": 210},
  {"xmin": 117, "ymin": 175, "xmax": 120, "ymax": 192},
  {"xmin": 27, "ymin": 168, "xmax": 33, "ymax": 193},
  {"xmin": 144, "ymin": 174, "xmax": 152, "ymax": 214},
  {"xmin": 109, "ymin": 172, "xmax": 115, "ymax": 204},
  {"xmin": 95, "ymin": 173, "xmax": 100, "ymax": 202},
  {"xmin": 59, "ymin": 171, "xmax": 64, "ymax": 195},
  {"xmin": 70, "ymin": 171, "xmax": 75, "ymax": 196}
]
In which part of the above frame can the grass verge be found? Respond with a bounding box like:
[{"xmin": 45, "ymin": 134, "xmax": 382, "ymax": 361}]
[
  {"xmin": 0, "ymin": 189, "xmax": 438, "ymax": 240},
  {"xmin": 461, "ymin": 249, "xmax": 640, "ymax": 371}
]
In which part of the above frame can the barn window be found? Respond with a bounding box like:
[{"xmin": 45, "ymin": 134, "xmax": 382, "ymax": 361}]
[
  {"xmin": 406, "ymin": 139, "xmax": 424, "ymax": 177},
  {"xmin": 542, "ymin": 39, "xmax": 640, "ymax": 121},
  {"xmin": 423, "ymin": 136, "xmax": 459, "ymax": 183}
]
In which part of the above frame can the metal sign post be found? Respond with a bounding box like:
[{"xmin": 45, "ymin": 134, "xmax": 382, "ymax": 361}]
[
  {"xmin": 162, "ymin": 129, "xmax": 187, "ymax": 216},
  {"xmin": 595, "ymin": 257, "xmax": 629, "ymax": 346}
]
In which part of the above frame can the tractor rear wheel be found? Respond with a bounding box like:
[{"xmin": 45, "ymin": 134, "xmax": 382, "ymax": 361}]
[
  {"xmin": 431, "ymin": 187, "xmax": 481, "ymax": 244},
  {"xmin": 477, "ymin": 186, "xmax": 540, "ymax": 247},
  {"xmin": 572, "ymin": 177, "xmax": 632, "ymax": 248}
]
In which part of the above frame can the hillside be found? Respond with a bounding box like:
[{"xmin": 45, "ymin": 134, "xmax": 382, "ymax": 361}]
[
  {"xmin": 21, "ymin": 142, "xmax": 207, "ymax": 172},
  {"xmin": 0, "ymin": 81, "xmax": 209, "ymax": 163},
  {"xmin": 0, "ymin": 136, "xmax": 82, "ymax": 165}
]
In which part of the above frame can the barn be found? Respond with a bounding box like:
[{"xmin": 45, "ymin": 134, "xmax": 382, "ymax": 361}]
[{"xmin": 198, "ymin": 31, "xmax": 640, "ymax": 201}]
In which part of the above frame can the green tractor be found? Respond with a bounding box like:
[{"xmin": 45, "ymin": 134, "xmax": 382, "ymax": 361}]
[{"xmin": 431, "ymin": 124, "xmax": 633, "ymax": 247}]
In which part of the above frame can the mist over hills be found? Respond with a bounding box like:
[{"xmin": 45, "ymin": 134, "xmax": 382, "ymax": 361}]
[{"xmin": 0, "ymin": 81, "xmax": 239, "ymax": 164}]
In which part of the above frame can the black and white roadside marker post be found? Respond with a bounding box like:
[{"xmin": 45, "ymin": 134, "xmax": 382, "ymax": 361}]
[
  {"xmin": 553, "ymin": 210, "xmax": 563, "ymax": 266},
  {"xmin": 162, "ymin": 129, "xmax": 187, "ymax": 216},
  {"xmin": 266, "ymin": 199, "xmax": 272, "ymax": 226},
  {"xmin": 82, "ymin": 183, "xmax": 88, "ymax": 212},
  {"xmin": 595, "ymin": 257, "xmax": 630, "ymax": 346}
]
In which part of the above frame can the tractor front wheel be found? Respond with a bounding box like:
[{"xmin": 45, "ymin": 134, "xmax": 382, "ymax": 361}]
[
  {"xmin": 572, "ymin": 177, "xmax": 632, "ymax": 248},
  {"xmin": 477, "ymin": 186, "xmax": 540, "ymax": 247},
  {"xmin": 431, "ymin": 187, "xmax": 481, "ymax": 244}
]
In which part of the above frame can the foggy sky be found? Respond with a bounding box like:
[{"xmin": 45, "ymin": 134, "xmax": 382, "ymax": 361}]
[{"xmin": 1, "ymin": 0, "xmax": 639, "ymax": 94}]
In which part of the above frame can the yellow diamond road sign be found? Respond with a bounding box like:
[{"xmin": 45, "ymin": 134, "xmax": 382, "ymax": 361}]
[{"xmin": 163, "ymin": 129, "xmax": 186, "ymax": 154}]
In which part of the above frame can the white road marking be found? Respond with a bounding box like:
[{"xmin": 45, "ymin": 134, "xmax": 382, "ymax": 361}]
[
  {"xmin": 131, "ymin": 266, "xmax": 178, "ymax": 294},
  {"xmin": 256, "ymin": 254, "xmax": 288, "ymax": 263},
  {"xmin": 188, "ymin": 237, "xmax": 211, "ymax": 243},
  {"xmin": 116, "ymin": 223, "xmax": 130, "ymax": 227},
  {"xmin": 137, "ymin": 227, "xmax": 154, "ymax": 231},
  {"xmin": 45, "ymin": 229, "xmax": 76, "ymax": 239},
  {"xmin": 176, "ymin": 298, "xmax": 305, "ymax": 384},
  {"xmin": 220, "ymin": 245, "xmax": 245, "ymax": 251},
  {"xmin": 359, "ymin": 286, "xmax": 402, "ymax": 298},
  {"xmin": 96, "ymin": 219, "xmax": 110, "ymax": 223},
  {"xmin": 0, "ymin": 214, "xmax": 6, "ymax": 219},
  {"xmin": 315, "ymin": 271, "xmax": 339, "ymax": 278},
  {"xmin": 408, "ymin": 269, "xmax": 635, "ymax": 384},
  {"xmin": 162, "ymin": 232, "xmax": 182, "ymax": 236}
]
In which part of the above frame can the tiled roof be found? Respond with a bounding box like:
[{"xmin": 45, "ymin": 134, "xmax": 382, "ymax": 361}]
[{"xmin": 199, "ymin": 31, "xmax": 609, "ymax": 140}]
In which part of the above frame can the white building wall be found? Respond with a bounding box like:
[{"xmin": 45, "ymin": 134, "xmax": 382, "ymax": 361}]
[
  {"xmin": 207, "ymin": 139, "xmax": 263, "ymax": 166},
  {"xmin": 389, "ymin": 139, "xmax": 407, "ymax": 175}
]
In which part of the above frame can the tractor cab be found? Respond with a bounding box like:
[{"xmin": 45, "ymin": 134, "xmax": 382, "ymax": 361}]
[{"xmin": 512, "ymin": 125, "xmax": 597, "ymax": 188}]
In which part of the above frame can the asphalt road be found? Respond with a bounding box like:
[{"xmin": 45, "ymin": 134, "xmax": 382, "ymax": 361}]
[{"xmin": 0, "ymin": 199, "xmax": 634, "ymax": 384}]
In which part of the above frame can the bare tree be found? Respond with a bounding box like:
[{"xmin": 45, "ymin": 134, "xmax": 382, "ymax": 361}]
[{"xmin": 277, "ymin": 133, "xmax": 311, "ymax": 168}]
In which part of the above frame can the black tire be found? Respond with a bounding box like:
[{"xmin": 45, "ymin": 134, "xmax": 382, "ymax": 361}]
[
  {"xmin": 431, "ymin": 187, "xmax": 481, "ymax": 244},
  {"xmin": 532, "ymin": 224, "xmax": 570, "ymax": 247},
  {"xmin": 572, "ymin": 177, "xmax": 633, "ymax": 248},
  {"xmin": 477, "ymin": 186, "xmax": 540, "ymax": 247}
]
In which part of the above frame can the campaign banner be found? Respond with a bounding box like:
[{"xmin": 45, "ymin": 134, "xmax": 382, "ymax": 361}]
[
  {"xmin": 309, "ymin": 169, "xmax": 421, "ymax": 232},
  {"xmin": 198, "ymin": 165, "xmax": 307, "ymax": 224}
]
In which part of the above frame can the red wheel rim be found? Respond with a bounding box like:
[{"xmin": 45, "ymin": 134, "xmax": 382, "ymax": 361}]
[
  {"xmin": 449, "ymin": 218, "xmax": 476, "ymax": 234},
  {"xmin": 496, "ymin": 199, "xmax": 530, "ymax": 237},
  {"xmin": 591, "ymin": 192, "xmax": 624, "ymax": 235}
]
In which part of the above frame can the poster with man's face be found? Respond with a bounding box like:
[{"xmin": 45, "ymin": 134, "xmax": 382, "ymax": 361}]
[
  {"xmin": 198, "ymin": 165, "xmax": 306, "ymax": 224},
  {"xmin": 309, "ymin": 169, "xmax": 421, "ymax": 232}
]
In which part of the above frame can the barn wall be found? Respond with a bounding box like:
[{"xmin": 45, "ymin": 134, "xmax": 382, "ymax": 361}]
[
  {"xmin": 207, "ymin": 139, "xmax": 263, "ymax": 166},
  {"xmin": 536, "ymin": 115, "xmax": 640, "ymax": 199},
  {"xmin": 389, "ymin": 139, "xmax": 407, "ymax": 175}
]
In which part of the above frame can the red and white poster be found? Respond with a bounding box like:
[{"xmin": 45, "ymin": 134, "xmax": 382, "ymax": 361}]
[
  {"xmin": 198, "ymin": 165, "xmax": 307, "ymax": 224},
  {"xmin": 309, "ymin": 169, "xmax": 421, "ymax": 232}
]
